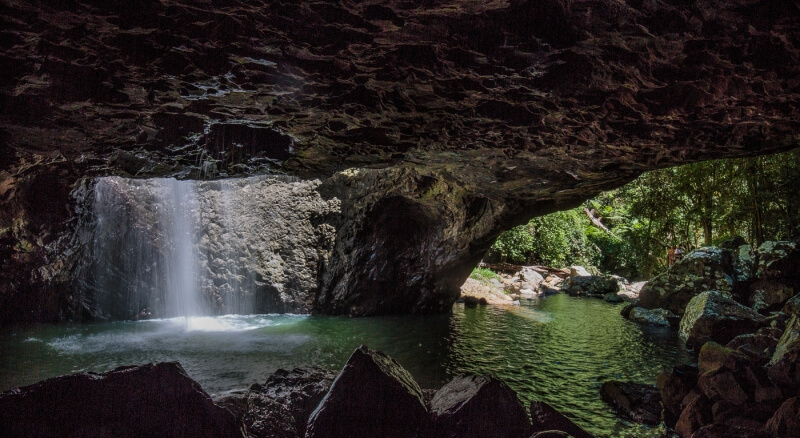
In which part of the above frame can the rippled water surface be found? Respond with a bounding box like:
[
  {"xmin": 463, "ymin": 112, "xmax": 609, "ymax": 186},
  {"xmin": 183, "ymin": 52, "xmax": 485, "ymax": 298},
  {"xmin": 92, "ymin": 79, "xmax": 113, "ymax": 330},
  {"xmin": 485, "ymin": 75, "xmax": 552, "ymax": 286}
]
[{"xmin": 0, "ymin": 295, "xmax": 692, "ymax": 437}]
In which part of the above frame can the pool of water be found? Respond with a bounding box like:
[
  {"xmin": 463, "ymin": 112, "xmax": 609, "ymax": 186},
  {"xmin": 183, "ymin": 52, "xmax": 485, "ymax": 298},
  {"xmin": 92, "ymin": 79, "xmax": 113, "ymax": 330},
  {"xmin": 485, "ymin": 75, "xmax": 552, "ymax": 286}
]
[{"xmin": 0, "ymin": 294, "xmax": 691, "ymax": 437}]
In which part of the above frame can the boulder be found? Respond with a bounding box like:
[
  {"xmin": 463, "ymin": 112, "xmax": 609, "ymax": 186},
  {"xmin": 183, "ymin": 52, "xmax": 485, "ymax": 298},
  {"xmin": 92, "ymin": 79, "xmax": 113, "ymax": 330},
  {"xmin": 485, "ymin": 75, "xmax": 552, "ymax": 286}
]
[
  {"xmin": 243, "ymin": 367, "xmax": 336, "ymax": 438},
  {"xmin": 530, "ymin": 432, "xmax": 573, "ymax": 438},
  {"xmin": 570, "ymin": 266, "xmax": 592, "ymax": 277},
  {"xmin": 725, "ymin": 329, "xmax": 781, "ymax": 365},
  {"xmin": 675, "ymin": 391, "xmax": 712, "ymax": 438},
  {"xmin": 519, "ymin": 267, "xmax": 545, "ymax": 291},
  {"xmin": 657, "ymin": 365, "xmax": 699, "ymax": 427},
  {"xmin": 679, "ymin": 291, "xmax": 765, "ymax": 350},
  {"xmin": 529, "ymin": 401, "xmax": 593, "ymax": 438},
  {"xmin": 602, "ymin": 293, "xmax": 624, "ymax": 303},
  {"xmin": 784, "ymin": 293, "xmax": 800, "ymax": 315},
  {"xmin": 756, "ymin": 241, "xmax": 799, "ymax": 278},
  {"xmin": 627, "ymin": 307, "xmax": 677, "ymax": 327},
  {"xmin": 710, "ymin": 399, "xmax": 776, "ymax": 430},
  {"xmin": 749, "ymin": 279, "xmax": 796, "ymax": 313},
  {"xmin": 765, "ymin": 397, "xmax": 800, "ymax": 438},
  {"xmin": 690, "ymin": 423, "xmax": 772, "ymax": 438},
  {"xmin": 430, "ymin": 375, "xmax": 530, "ymax": 438},
  {"xmin": 0, "ymin": 362, "xmax": 244, "ymax": 438},
  {"xmin": 599, "ymin": 381, "xmax": 660, "ymax": 425},
  {"xmin": 638, "ymin": 247, "xmax": 735, "ymax": 315},
  {"xmin": 305, "ymin": 345, "xmax": 429, "ymax": 438},
  {"xmin": 767, "ymin": 314, "xmax": 800, "ymax": 391},
  {"xmin": 561, "ymin": 274, "xmax": 619, "ymax": 297}
]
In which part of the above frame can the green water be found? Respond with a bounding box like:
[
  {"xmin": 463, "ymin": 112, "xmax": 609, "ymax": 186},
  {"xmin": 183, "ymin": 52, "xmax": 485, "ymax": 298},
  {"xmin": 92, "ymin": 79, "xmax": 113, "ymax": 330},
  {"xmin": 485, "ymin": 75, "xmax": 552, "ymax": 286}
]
[{"xmin": 0, "ymin": 294, "xmax": 691, "ymax": 437}]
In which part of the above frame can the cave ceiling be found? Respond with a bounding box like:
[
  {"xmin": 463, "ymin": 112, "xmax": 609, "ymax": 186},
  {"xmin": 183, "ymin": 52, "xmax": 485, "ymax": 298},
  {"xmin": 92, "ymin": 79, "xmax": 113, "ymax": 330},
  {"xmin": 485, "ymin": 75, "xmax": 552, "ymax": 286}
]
[{"xmin": 1, "ymin": 0, "xmax": 799, "ymax": 205}]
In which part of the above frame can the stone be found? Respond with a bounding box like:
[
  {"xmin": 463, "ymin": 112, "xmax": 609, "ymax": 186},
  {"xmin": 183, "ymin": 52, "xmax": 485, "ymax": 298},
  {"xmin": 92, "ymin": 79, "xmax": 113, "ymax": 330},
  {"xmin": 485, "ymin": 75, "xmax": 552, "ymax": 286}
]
[
  {"xmin": 529, "ymin": 401, "xmax": 593, "ymax": 438},
  {"xmin": 305, "ymin": 345, "xmax": 428, "ymax": 438},
  {"xmin": 529, "ymin": 432, "xmax": 573, "ymax": 438},
  {"xmin": 519, "ymin": 267, "xmax": 545, "ymax": 290},
  {"xmin": 784, "ymin": 293, "xmax": 800, "ymax": 315},
  {"xmin": 243, "ymin": 367, "xmax": 336, "ymax": 438},
  {"xmin": 638, "ymin": 247, "xmax": 736, "ymax": 315},
  {"xmin": 698, "ymin": 342, "xmax": 750, "ymax": 375},
  {"xmin": 765, "ymin": 397, "xmax": 800, "ymax": 438},
  {"xmin": 725, "ymin": 330, "xmax": 781, "ymax": 365},
  {"xmin": 767, "ymin": 314, "xmax": 800, "ymax": 391},
  {"xmin": 679, "ymin": 291, "xmax": 765, "ymax": 350},
  {"xmin": 561, "ymin": 274, "xmax": 619, "ymax": 297},
  {"xmin": 430, "ymin": 375, "xmax": 530, "ymax": 438},
  {"xmin": 657, "ymin": 365, "xmax": 699, "ymax": 427},
  {"xmin": 627, "ymin": 307, "xmax": 677, "ymax": 327},
  {"xmin": 599, "ymin": 381, "xmax": 660, "ymax": 425},
  {"xmin": 602, "ymin": 293, "xmax": 624, "ymax": 303},
  {"xmin": 570, "ymin": 266, "xmax": 592, "ymax": 277},
  {"xmin": 756, "ymin": 241, "xmax": 800, "ymax": 278},
  {"xmin": 675, "ymin": 391, "xmax": 712, "ymax": 438},
  {"xmin": 0, "ymin": 362, "xmax": 244, "ymax": 438},
  {"xmin": 690, "ymin": 424, "xmax": 772, "ymax": 438},
  {"xmin": 749, "ymin": 279, "xmax": 796, "ymax": 314},
  {"xmin": 710, "ymin": 400, "xmax": 776, "ymax": 430}
]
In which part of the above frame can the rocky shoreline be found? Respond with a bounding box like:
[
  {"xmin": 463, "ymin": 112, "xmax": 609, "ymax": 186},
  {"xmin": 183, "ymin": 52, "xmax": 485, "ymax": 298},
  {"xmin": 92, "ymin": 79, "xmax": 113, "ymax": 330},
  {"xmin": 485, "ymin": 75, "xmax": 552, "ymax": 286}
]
[{"xmin": 1, "ymin": 346, "xmax": 594, "ymax": 438}]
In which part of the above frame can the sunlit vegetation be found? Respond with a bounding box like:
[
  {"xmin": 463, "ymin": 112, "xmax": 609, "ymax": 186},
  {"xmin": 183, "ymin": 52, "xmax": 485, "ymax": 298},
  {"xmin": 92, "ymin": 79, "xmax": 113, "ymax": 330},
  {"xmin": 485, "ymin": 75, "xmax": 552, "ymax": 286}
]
[
  {"xmin": 488, "ymin": 149, "xmax": 800, "ymax": 279},
  {"xmin": 469, "ymin": 267, "xmax": 503, "ymax": 284}
]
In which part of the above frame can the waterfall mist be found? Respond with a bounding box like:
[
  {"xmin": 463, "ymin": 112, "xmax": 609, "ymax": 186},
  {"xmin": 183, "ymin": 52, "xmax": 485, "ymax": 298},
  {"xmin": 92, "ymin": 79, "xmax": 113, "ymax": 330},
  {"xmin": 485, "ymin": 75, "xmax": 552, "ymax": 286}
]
[{"xmin": 83, "ymin": 175, "xmax": 339, "ymax": 320}]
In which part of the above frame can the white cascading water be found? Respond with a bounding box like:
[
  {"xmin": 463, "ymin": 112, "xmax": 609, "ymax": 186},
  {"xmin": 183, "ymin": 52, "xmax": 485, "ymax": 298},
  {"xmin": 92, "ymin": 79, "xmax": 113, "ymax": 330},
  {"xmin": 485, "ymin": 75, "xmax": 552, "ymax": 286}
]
[
  {"xmin": 89, "ymin": 177, "xmax": 211, "ymax": 320},
  {"xmin": 86, "ymin": 174, "xmax": 319, "ymax": 324}
]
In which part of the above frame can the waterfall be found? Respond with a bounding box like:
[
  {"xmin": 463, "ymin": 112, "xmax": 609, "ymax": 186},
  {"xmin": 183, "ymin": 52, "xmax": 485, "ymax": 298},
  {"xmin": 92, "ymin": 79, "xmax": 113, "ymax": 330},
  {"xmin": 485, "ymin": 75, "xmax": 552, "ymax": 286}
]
[
  {"xmin": 89, "ymin": 177, "xmax": 208, "ymax": 319},
  {"xmin": 83, "ymin": 174, "xmax": 336, "ymax": 321}
]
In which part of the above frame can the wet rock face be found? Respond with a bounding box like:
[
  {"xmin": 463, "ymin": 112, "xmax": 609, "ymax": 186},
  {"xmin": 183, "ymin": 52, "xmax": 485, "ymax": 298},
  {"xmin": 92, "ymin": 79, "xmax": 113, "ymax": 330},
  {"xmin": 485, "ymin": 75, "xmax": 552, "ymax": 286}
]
[
  {"xmin": 0, "ymin": 362, "xmax": 244, "ymax": 438},
  {"xmin": 2, "ymin": 1, "xmax": 800, "ymax": 320}
]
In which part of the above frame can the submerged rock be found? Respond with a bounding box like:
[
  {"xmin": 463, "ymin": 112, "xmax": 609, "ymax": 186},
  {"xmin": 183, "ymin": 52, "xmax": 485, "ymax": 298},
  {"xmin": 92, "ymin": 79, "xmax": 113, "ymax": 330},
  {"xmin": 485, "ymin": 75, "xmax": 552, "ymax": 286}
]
[
  {"xmin": 430, "ymin": 375, "xmax": 530, "ymax": 438},
  {"xmin": 529, "ymin": 401, "xmax": 593, "ymax": 438},
  {"xmin": 679, "ymin": 291, "xmax": 765, "ymax": 350},
  {"xmin": 639, "ymin": 247, "xmax": 735, "ymax": 315},
  {"xmin": 627, "ymin": 307, "xmax": 677, "ymax": 327},
  {"xmin": 0, "ymin": 362, "xmax": 244, "ymax": 438},
  {"xmin": 599, "ymin": 381, "xmax": 661, "ymax": 425},
  {"xmin": 305, "ymin": 345, "xmax": 428, "ymax": 438}
]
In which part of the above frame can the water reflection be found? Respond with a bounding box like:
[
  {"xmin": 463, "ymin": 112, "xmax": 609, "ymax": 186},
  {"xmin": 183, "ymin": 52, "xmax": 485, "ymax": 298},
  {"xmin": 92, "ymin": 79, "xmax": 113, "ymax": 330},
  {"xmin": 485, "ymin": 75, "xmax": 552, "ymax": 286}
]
[{"xmin": 0, "ymin": 295, "xmax": 691, "ymax": 437}]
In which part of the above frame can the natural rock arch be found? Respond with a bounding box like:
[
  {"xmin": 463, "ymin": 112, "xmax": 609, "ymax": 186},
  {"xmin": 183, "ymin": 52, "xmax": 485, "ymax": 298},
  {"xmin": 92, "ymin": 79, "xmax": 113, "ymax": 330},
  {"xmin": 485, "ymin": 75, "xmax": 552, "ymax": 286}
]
[{"xmin": 1, "ymin": 0, "xmax": 799, "ymax": 322}]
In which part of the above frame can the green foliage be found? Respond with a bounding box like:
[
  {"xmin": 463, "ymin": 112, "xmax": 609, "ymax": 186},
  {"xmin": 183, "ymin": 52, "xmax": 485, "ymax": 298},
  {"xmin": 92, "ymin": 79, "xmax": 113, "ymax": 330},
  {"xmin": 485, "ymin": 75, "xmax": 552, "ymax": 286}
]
[
  {"xmin": 486, "ymin": 149, "xmax": 800, "ymax": 280},
  {"xmin": 469, "ymin": 267, "xmax": 502, "ymax": 284}
]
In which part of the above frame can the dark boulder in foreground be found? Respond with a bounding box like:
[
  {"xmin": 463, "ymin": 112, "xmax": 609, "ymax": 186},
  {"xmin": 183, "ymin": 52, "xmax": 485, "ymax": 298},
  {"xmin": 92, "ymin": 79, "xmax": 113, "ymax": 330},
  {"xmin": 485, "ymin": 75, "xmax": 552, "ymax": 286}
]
[
  {"xmin": 599, "ymin": 381, "xmax": 661, "ymax": 425},
  {"xmin": 529, "ymin": 401, "xmax": 594, "ymax": 438},
  {"xmin": 430, "ymin": 374, "xmax": 530, "ymax": 438},
  {"xmin": 305, "ymin": 345, "xmax": 429, "ymax": 438},
  {"xmin": 0, "ymin": 362, "xmax": 244, "ymax": 438},
  {"xmin": 222, "ymin": 367, "xmax": 337, "ymax": 438}
]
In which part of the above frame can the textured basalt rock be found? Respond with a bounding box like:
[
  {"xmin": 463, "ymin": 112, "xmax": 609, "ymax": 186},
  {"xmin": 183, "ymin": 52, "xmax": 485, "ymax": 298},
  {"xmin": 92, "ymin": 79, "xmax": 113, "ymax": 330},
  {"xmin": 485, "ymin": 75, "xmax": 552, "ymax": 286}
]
[
  {"xmin": 429, "ymin": 374, "xmax": 531, "ymax": 438},
  {"xmin": 305, "ymin": 345, "xmax": 429, "ymax": 438},
  {"xmin": 1, "ymin": 0, "xmax": 800, "ymax": 320},
  {"xmin": 0, "ymin": 362, "xmax": 245, "ymax": 438},
  {"xmin": 679, "ymin": 290, "xmax": 765, "ymax": 349}
]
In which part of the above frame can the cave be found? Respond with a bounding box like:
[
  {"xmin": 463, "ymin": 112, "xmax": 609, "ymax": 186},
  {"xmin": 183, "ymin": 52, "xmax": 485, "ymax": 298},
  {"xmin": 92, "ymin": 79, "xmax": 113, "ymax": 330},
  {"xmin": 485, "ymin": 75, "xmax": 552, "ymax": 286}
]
[
  {"xmin": 2, "ymin": 1, "xmax": 799, "ymax": 436},
  {"xmin": 2, "ymin": 0, "xmax": 796, "ymax": 325}
]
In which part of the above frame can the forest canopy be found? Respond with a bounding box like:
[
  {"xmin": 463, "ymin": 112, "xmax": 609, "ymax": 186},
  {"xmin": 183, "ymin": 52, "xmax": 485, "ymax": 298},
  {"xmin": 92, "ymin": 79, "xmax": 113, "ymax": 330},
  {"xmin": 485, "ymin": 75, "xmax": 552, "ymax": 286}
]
[{"xmin": 488, "ymin": 149, "xmax": 800, "ymax": 279}]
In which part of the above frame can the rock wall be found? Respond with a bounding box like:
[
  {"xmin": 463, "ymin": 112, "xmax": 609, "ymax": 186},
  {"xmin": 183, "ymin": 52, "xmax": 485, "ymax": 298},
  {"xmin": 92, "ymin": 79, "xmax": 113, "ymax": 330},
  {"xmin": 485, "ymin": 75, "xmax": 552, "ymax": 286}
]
[
  {"xmin": 73, "ymin": 176, "xmax": 339, "ymax": 319},
  {"xmin": 1, "ymin": 0, "xmax": 800, "ymax": 321}
]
